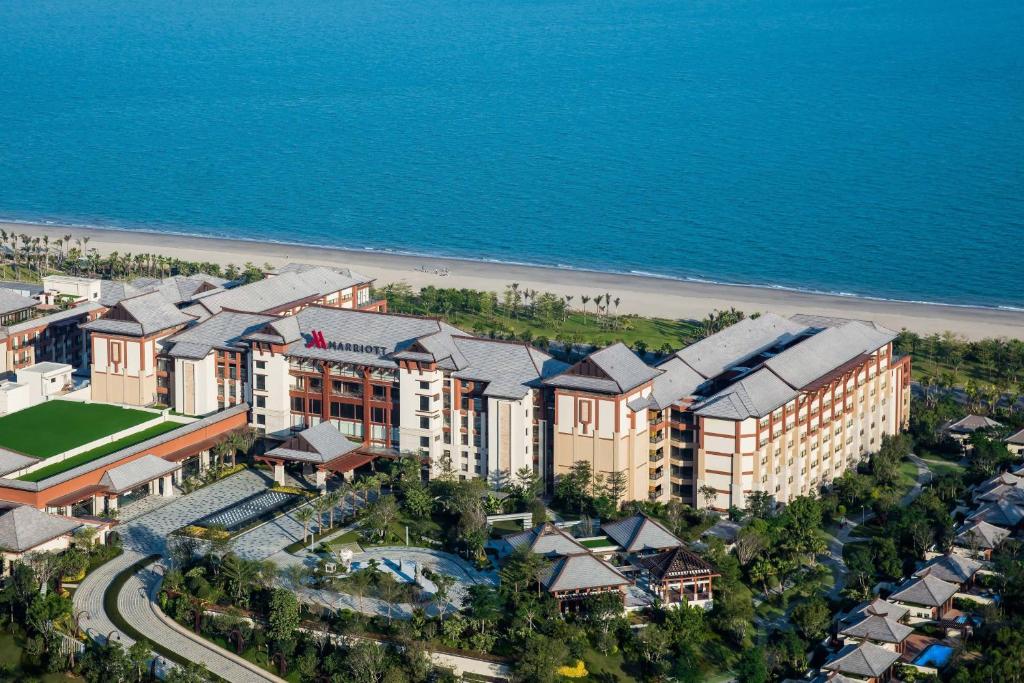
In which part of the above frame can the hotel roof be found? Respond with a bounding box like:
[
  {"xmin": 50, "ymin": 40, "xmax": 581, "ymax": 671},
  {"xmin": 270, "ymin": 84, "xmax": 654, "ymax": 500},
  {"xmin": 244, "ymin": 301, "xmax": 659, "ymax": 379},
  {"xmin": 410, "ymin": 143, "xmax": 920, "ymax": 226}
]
[
  {"xmin": 0, "ymin": 289, "xmax": 37, "ymax": 316},
  {"xmin": 601, "ymin": 513, "xmax": 682, "ymax": 553},
  {"xmin": 192, "ymin": 267, "xmax": 364, "ymax": 316},
  {"xmin": 130, "ymin": 274, "xmax": 229, "ymax": 304},
  {"xmin": 0, "ymin": 505, "xmax": 80, "ymax": 553},
  {"xmin": 449, "ymin": 337, "xmax": 568, "ymax": 399},
  {"xmin": 0, "ymin": 281, "xmax": 43, "ymax": 298},
  {"xmin": 822, "ymin": 642, "xmax": 899, "ymax": 679},
  {"xmin": 949, "ymin": 414, "xmax": 1003, "ymax": 434},
  {"xmin": 165, "ymin": 311, "xmax": 277, "ymax": 359},
  {"xmin": 1, "ymin": 301, "xmax": 103, "ymax": 336},
  {"xmin": 888, "ymin": 574, "xmax": 959, "ymax": 607},
  {"xmin": 695, "ymin": 367, "xmax": 799, "ymax": 420},
  {"xmin": 913, "ymin": 553, "xmax": 983, "ymax": 585},
  {"xmin": 647, "ymin": 356, "xmax": 707, "ymax": 410},
  {"xmin": 843, "ymin": 598, "xmax": 909, "ymax": 625},
  {"xmin": 538, "ymin": 552, "xmax": 629, "ymax": 593},
  {"xmin": 1007, "ymin": 428, "xmax": 1024, "ymax": 445},
  {"xmin": 673, "ymin": 313, "xmax": 809, "ymax": 380},
  {"xmin": 544, "ymin": 343, "xmax": 661, "ymax": 394},
  {"xmin": 270, "ymin": 262, "xmax": 372, "ymax": 282},
  {"xmin": 635, "ymin": 545, "xmax": 716, "ymax": 581},
  {"xmin": 955, "ymin": 520, "xmax": 1011, "ymax": 550},
  {"xmin": 967, "ymin": 499, "xmax": 1024, "ymax": 528},
  {"xmin": 82, "ymin": 290, "xmax": 196, "ymax": 336}
]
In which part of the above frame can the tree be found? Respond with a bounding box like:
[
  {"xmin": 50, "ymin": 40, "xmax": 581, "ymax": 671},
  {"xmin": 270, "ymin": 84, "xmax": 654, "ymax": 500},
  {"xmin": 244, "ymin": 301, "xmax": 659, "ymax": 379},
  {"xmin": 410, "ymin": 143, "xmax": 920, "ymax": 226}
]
[
  {"xmin": 734, "ymin": 646, "xmax": 769, "ymax": 683},
  {"xmin": 164, "ymin": 661, "xmax": 213, "ymax": 683},
  {"xmin": 554, "ymin": 460, "xmax": 594, "ymax": 512},
  {"xmin": 605, "ymin": 470, "xmax": 628, "ymax": 508},
  {"xmin": 267, "ymin": 588, "xmax": 299, "ymax": 644},
  {"xmin": 699, "ymin": 484, "xmax": 718, "ymax": 511},
  {"xmin": 294, "ymin": 506, "xmax": 315, "ymax": 546},
  {"xmin": 515, "ymin": 635, "xmax": 569, "ymax": 683},
  {"xmin": 365, "ymin": 495, "xmax": 399, "ymax": 541},
  {"xmin": 791, "ymin": 596, "xmax": 830, "ymax": 642},
  {"xmin": 346, "ymin": 641, "xmax": 389, "ymax": 683},
  {"xmin": 402, "ymin": 482, "xmax": 434, "ymax": 518}
]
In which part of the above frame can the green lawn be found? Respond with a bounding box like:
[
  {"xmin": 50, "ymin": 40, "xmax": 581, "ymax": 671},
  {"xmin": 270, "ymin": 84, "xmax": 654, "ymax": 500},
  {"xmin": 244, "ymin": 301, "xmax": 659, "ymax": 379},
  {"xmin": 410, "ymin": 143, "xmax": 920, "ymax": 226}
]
[
  {"xmin": 0, "ymin": 401, "xmax": 158, "ymax": 457},
  {"xmin": 0, "ymin": 628, "xmax": 84, "ymax": 682},
  {"xmin": 18, "ymin": 422, "xmax": 180, "ymax": 482}
]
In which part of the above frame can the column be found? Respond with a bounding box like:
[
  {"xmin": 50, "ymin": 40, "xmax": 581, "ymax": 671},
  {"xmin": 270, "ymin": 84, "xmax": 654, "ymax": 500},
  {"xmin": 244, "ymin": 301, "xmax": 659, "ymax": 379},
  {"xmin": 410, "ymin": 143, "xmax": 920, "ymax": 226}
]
[
  {"xmin": 315, "ymin": 469, "xmax": 327, "ymax": 489},
  {"xmin": 62, "ymin": 505, "xmax": 72, "ymax": 517},
  {"xmin": 199, "ymin": 450, "xmax": 210, "ymax": 472},
  {"xmin": 148, "ymin": 480, "xmax": 158, "ymax": 495},
  {"xmin": 92, "ymin": 495, "xmax": 105, "ymax": 516},
  {"xmin": 162, "ymin": 474, "xmax": 174, "ymax": 497},
  {"xmin": 274, "ymin": 462, "xmax": 285, "ymax": 485},
  {"xmin": 107, "ymin": 496, "xmax": 118, "ymax": 512},
  {"xmin": 173, "ymin": 468, "xmax": 183, "ymax": 485}
]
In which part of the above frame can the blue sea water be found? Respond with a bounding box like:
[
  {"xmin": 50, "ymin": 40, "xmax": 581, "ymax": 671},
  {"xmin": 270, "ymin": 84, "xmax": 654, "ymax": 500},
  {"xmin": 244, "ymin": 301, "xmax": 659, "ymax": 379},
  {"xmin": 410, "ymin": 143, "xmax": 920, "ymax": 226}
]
[{"xmin": 0, "ymin": 0, "xmax": 1022, "ymax": 308}]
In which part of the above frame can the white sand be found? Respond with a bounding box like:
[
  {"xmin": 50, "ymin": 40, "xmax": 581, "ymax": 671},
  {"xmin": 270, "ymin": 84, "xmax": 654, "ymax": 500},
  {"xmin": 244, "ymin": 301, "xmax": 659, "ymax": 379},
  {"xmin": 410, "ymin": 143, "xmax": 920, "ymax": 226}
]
[{"xmin": 5, "ymin": 221, "xmax": 1023, "ymax": 341}]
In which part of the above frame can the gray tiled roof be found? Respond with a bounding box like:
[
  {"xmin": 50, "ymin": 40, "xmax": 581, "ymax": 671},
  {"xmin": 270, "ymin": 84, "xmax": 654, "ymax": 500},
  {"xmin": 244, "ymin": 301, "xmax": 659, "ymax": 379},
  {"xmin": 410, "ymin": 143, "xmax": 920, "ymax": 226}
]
[
  {"xmin": 98, "ymin": 280, "xmax": 141, "ymax": 307},
  {"xmin": 539, "ymin": 553, "xmax": 629, "ymax": 592},
  {"xmin": 271, "ymin": 262, "xmax": 373, "ymax": 283},
  {"xmin": 0, "ymin": 289, "xmax": 36, "ymax": 316},
  {"xmin": 889, "ymin": 574, "xmax": 959, "ymax": 607},
  {"xmin": 1, "ymin": 302, "xmax": 102, "ymax": 336},
  {"xmin": 648, "ymin": 356, "xmax": 707, "ymax": 410},
  {"xmin": 967, "ymin": 499, "xmax": 1024, "ymax": 527},
  {"xmin": 839, "ymin": 613, "xmax": 913, "ymax": 644},
  {"xmin": 165, "ymin": 311, "xmax": 277, "ymax": 359},
  {"xmin": 99, "ymin": 454, "xmax": 181, "ymax": 494},
  {"xmin": 0, "ymin": 505, "xmax": 80, "ymax": 552},
  {"xmin": 601, "ymin": 513, "xmax": 682, "ymax": 553},
  {"xmin": 822, "ymin": 642, "xmax": 899, "ymax": 678},
  {"xmin": 83, "ymin": 291, "xmax": 195, "ymax": 336},
  {"xmin": 195, "ymin": 267, "xmax": 363, "ymax": 315},
  {"xmin": 914, "ymin": 554, "xmax": 983, "ymax": 584},
  {"xmin": 0, "ymin": 449, "xmax": 41, "ymax": 477},
  {"xmin": 451, "ymin": 337, "xmax": 567, "ymax": 400},
  {"xmin": 763, "ymin": 321, "xmax": 895, "ymax": 390},
  {"xmin": 545, "ymin": 343, "xmax": 660, "ymax": 394},
  {"xmin": 976, "ymin": 484, "xmax": 1024, "ymax": 505},
  {"xmin": 949, "ymin": 414, "xmax": 1003, "ymax": 433},
  {"xmin": 504, "ymin": 523, "xmax": 588, "ymax": 557},
  {"xmin": 955, "ymin": 520, "xmax": 1011, "ymax": 550},
  {"xmin": 695, "ymin": 368, "xmax": 799, "ymax": 419},
  {"xmin": 844, "ymin": 598, "xmax": 909, "ymax": 625},
  {"xmin": 0, "ymin": 281, "xmax": 42, "ymax": 298},
  {"xmin": 1007, "ymin": 428, "xmax": 1024, "ymax": 445},
  {"xmin": 266, "ymin": 422, "xmax": 361, "ymax": 465},
  {"xmin": 129, "ymin": 274, "xmax": 228, "ymax": 306},
  {"xmin": 673, "ymin": 313, "xmax": 810, "ymax": 379}
]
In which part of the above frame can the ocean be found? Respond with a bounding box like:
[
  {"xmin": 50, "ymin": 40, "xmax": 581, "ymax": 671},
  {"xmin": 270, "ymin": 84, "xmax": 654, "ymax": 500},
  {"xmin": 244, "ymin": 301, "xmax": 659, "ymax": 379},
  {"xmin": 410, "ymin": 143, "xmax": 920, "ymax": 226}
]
[{"xmin": 0, "ymin": 0, "xmax": 1021, "ymax": 308}]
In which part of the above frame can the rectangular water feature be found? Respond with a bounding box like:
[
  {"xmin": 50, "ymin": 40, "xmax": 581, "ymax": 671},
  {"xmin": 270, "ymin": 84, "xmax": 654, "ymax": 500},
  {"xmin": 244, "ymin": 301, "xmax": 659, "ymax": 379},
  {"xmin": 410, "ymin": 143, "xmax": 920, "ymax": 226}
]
[
  {"xmin": 913, "ymin": 643, "xmax": 955, "ymax": 669},
  {"xmin": 195, "ymin": 490, "xmax": 300, "ymax": 532}
]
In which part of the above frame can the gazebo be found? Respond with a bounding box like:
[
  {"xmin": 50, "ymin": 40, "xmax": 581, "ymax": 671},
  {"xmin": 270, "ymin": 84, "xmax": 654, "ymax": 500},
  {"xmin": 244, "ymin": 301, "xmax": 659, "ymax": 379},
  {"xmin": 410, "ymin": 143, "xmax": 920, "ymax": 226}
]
[{"xmin": 259, "ymin": 422, "xmax": 375, "ymax": 488}]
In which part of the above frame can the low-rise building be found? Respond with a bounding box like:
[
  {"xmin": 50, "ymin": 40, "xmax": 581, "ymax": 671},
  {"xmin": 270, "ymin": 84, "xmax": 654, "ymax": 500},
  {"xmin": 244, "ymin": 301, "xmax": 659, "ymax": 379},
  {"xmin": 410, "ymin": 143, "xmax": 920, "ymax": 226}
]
[
  {"xmin": 1006, "ymin": 428, "xmax": 1024, "ymax": 456},
  {"xmin": 821, "ymin": 641, "xmax": 900, "ymax": 682},
  {"xmin": 954, "ymin": 520, "xmax": 1011, "ymax": 560},
  {"xmin": 838, "ymin": 610, "xmax": 914, "ymax": 654},
  {"xmin": 0, "ymin": 505, "xmax": 81, "ymax": 576},
  {"xmin": 888, "ymin": 575, "xmax": 959, "ymax": 622}
]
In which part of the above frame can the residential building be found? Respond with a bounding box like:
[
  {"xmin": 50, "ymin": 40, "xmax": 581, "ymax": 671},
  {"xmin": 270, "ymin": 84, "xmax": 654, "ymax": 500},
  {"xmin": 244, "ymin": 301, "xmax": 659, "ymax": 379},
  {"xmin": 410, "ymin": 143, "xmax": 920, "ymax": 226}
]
[
  {"xmin": 954, "ymin": 520, "xmax": 1011, "ymax": 560},
  {"xmin": 821, "ymin": 641, "xmax": 900, "ymax": 682},
  {"xmin": 888, "ymin": 575, "xmax": 959, "ymax": 622},
  {"xmin": 0, "ymin": 505, "xmax": 81, "ymax": 576},
  {"xmin": 0, "ymin": 289, "xmax": 37, "ymax": 326},
  {"xmin": 1005, "ymin": 427, "xmax": 1024, "ymax": 456},
  {"xmin": 0, "ymin": 302, "xmax": 103, "ymax": 374}
]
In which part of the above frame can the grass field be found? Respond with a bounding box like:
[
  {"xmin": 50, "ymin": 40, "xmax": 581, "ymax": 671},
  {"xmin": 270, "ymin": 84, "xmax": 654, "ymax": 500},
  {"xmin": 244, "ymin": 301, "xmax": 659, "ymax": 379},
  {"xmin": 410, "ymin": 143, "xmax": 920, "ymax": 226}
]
[
  {"xmin": 17, "ymin": 421, "xmax": 180, "ymax": 482},
  {"xmin": 0, "ymin": 401, "xmax": 157, "ymax": 457}
]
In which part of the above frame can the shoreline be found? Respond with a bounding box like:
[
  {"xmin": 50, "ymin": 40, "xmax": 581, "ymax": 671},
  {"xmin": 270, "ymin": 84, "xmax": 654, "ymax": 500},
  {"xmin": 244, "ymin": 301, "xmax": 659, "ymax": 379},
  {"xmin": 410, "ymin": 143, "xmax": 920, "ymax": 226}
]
[{"xmin": 4, "ymin": 220, "xmax": 1024, "ymax": 341}]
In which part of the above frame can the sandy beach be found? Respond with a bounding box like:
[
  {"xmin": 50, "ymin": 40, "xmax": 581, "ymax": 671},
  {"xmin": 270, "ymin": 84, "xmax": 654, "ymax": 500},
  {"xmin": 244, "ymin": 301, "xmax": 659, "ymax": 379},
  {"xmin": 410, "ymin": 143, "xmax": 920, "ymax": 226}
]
[{"xmin": 4, "ymin": 221, "xmax": 1023, "ymax": 341}]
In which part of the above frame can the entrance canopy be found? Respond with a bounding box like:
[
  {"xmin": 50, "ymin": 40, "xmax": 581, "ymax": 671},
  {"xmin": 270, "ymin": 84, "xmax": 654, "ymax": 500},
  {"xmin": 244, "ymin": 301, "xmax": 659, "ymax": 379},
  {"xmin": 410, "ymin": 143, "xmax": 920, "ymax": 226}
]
[
  {"xmin": 100, "ymin": 454, "xmax": 181, "ymax": 494},
  {"xmin": 265, "ymin": 423, "xmax": 372, "ymax": 474}
]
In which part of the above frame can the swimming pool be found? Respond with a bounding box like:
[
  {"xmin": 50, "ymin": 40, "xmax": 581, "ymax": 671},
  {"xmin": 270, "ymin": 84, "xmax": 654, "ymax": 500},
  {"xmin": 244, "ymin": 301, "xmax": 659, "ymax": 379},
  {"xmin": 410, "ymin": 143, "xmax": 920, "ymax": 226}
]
[{"xmin": 913, "ymin": 643, "xmax": 955, "ymax": 668}]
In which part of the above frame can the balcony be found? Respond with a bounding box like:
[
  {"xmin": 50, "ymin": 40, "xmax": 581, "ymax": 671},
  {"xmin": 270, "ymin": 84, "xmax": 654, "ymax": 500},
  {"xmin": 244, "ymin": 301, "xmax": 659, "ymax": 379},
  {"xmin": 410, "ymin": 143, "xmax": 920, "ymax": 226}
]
[
  {"xmin": 649, "ymin": 450, "xmax": 665, "ymax": 463},
  {"xmin": 649, "ymin": 470, "xmax": 664, "ymax": 482}
]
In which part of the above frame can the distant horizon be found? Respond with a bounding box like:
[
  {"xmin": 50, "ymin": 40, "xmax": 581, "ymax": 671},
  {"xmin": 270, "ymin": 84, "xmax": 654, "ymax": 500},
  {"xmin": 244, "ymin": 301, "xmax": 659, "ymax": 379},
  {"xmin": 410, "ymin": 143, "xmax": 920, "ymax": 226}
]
[{"xmin": 1, "ymin": 0, "xmax": 1022, "ymax": 308}]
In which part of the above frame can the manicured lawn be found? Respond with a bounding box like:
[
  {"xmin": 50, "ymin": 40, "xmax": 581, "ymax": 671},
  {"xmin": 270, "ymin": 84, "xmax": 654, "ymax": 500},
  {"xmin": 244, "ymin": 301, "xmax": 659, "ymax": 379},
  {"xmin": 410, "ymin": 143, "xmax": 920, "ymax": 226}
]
[
  {"xmin": 580, "ymin": 536, "xmax": 614, "ymax": 548},
  {"xmin": 0, "ymin": 401, "xmax": 157, "ymax": 457},
  {"xmin": 18, "ymin": 422, "xmax": 180, "ymax": 482}
]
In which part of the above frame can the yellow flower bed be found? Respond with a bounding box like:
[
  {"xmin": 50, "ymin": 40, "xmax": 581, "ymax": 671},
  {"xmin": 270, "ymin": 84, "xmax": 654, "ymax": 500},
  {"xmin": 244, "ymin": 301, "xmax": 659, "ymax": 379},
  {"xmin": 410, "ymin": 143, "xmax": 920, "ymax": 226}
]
[
  {"xmin": 179, "ymin": 525, "xmax": 230, "ymax": 540},
  {"xmin": 557, "ymin": 660, "xmax": 588, "ymax": 678}
]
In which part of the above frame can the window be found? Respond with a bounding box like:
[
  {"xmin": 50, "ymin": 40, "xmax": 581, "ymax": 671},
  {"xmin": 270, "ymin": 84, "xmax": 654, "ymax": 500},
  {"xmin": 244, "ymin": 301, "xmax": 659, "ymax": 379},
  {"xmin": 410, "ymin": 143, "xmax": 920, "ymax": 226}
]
[
  {"xmin": 331, "ymin": 402, "xmax": 364, "ymax": 420},
  {"xmin": 256, "ymin": 414, "xmax": 266, "ymax": 426},
  {"xmin": 419, "ymin": 416, "xmax": 430, "ymax": 429},
  {"xmin": 309, "ymin": 377, "xmax": 322, "ymax": 392},
  {"xmin": 419, "ymin": 381, "xmax": 430, "ymax": 390},
  {"xmin": 420, "ymin": 436, "xmax": 430, "ymax": 448},
  {"xmin": 372, "ymin": 385, "xmax": 387, "ymax": 399},
  {"xmin": 256, "ymin": 395, "xmax": 266, "ymax": 409},
  {"xmin": 255, "ymin": 360, "xmax": 266, "ymax": 370},
  {"xmin": 419, "ymin": 395, "xmax": 431, "ymax": 411},
  {"xmin": 255, "ymin": 375, "xmax": 266, "ymax": 391},
  {"xmin": 309, "ymin": 399, "xmax": 322, "ymax": 415},
  {"xmin": 291, "ymin": 396, "xmax": 305, "ymax": 412}
]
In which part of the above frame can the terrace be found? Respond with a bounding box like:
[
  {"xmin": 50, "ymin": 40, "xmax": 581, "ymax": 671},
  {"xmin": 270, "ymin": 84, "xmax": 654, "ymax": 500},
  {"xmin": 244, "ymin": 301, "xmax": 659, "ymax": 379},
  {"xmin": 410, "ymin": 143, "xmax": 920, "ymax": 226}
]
[{"xmin": 0, "ymin": 401, "xmax": 188, "ymax": 482}]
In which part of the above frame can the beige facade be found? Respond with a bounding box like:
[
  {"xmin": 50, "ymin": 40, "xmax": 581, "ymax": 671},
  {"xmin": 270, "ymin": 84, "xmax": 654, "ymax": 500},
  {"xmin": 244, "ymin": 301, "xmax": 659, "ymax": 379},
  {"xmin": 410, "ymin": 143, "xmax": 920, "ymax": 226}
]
[{"xmin": 90, "ymin": 331, "xmax": 177, "ymax": 406}]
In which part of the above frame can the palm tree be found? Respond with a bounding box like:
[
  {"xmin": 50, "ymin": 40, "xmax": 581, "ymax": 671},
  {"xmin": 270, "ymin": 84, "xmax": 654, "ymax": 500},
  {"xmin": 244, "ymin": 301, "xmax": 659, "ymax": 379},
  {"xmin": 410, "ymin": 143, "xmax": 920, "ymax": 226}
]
[
  {"xmin": 324, "ymin": 490, "xmax": 342, "ymax": 529},
  {"xmin": 312, "ymin": 495, "xmax": 331, "ymax": 534},
  {"xmin": 580, "ymin": 295, "xmax": 590, "ymax": 321},
  {"xmin": 294, "ymin": 506, "xmax": 315, "ymax": 547}
]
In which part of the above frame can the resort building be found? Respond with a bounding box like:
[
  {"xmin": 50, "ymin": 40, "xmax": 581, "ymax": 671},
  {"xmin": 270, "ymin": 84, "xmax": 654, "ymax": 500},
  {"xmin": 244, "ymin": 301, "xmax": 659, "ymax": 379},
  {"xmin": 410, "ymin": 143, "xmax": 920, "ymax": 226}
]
[
  {"xmin": 821, "ymin": 641, "xmax": 900, "ymax": 683},
  {"xmin": 945, "ymin": 415, "xmax": 1002, "ymax": 446},
  {"xmin": 913, "ymin": 553, "xmax": 983, "ymax": 591},
  {"xmin": 888, "ymin": 574, "xmax": 959, "ymax": 623},
  {"xmin": 551, "ymin": 313, "xmax": 911, "ymax": 508},
  {"xmin": 0, "ymin": 288, "xmax": 38, "ymax": 326},
  {"xmin": 1, "ymin": 301, "xmax": 103, "ymax": 374},
  {"xmin": 954, "ymin": 520, "xmax": 1011, "ymax": 560},
  {"xmin": 0, "ymin": 505, "xmax": 82, "ymax": 576},
  {"xmin": 1006, "ymin": 428, "xmax": 1024, "ymax": 456},
  {"xmin": 838, "ymin": 608, "xmax": 914, "ymax": 654},
  {"xmin": 260, "ymin": 421, "xmax": 374, "ymax": 488}
]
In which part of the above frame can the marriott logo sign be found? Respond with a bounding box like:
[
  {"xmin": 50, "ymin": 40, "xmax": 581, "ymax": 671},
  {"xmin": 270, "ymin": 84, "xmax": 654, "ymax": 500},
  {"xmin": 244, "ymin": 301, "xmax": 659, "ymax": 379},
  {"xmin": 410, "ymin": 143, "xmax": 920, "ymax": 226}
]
[{"xmin": 304, "ymin": 330, "xmax": 389, "ymax": 356}]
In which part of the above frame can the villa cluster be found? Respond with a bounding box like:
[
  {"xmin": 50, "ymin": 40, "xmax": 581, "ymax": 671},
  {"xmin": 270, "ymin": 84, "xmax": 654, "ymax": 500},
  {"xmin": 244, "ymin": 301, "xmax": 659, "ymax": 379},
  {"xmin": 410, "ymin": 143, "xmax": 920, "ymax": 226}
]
[{"xmin": 0, "ymin": 263, "xmax": 910, "ymax": 516}]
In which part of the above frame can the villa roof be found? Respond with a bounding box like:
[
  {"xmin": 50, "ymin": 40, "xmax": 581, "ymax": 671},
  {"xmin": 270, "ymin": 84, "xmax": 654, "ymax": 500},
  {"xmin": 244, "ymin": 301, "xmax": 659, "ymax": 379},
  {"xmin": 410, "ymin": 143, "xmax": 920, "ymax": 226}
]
[
  {"xmin": 0, "ymin": 289, "xmax": 36, "ymax": 316},
  {"xmin": 842, "ymin": 599, "xmax": 909, "ymax": 626},
  {"xmin": 634, "ymin": 545, "xmax": 717, "ymax": 581},
  {"xmin": 979, "ymin": 470, "xmax": 1024, "ymax": 492},
  {"xmin": 914, "ymin": 554, "xmax": 983, "ymax": 585},
  {"xmin": 165, "ymin": 311, "xmax": 277, "ymax": 359},
  {"xmin": 967, "ymin": 499, "xmax": 1024, "ymax": 528},
  {"xmin": 839, "ymin": 613, "xmax": 914, "ymax": 644},
  {"xmin": 601, "ymin": 513, "xmax": 682, "ymax": 553},
  {"xmin": 822, "ymin": 642, "xmax": 900, "ymax": 678},
  {"xmin": 673, "ymin": 313, "xmax": 810, "ymax": 380},
  {"xmin": 266, "ymin": 422, "xmax": 361, "ymax": 465},
  {"xmin": 193, "ymin": 267, "xmax": 364, "ymax": 316},
  {"xmin": 955, "ymin": 520, "xmax": 1011, "ymax": 550},
  {"xmin": 0, "ymin": 505, "xmax": 80, "ymax": 553},
  {"xmin": 1007, "ymin": 428, "xmax": 1024, "ymax": 446},
  {"xmin": 82, "ymin": 290, "xmax": 195, "ymax": 336},
  {"xmin": 538, "ymin": 552, "xmax": 629, "ymax": 593},
  {"xmin": 545, "ymin": 343, "xmax": 660, "ymax": 394},
  {"xmin": 975, "ymin": 484, "xmax": 1024, "ymax": 505},
  {"xmin": 889, "ymin": 574, "xmax": 959, "ymax": 608},
  {"xmin": 100, "ymin": 454, "xmax": 181, "ymax": 494},
  {"xmin": 949, "ymin": 414, "xmax": 1003, "ymax": 434},
  {"xmin": 504, "ymin": 522, "xmax": 587, "ymax": 557}
]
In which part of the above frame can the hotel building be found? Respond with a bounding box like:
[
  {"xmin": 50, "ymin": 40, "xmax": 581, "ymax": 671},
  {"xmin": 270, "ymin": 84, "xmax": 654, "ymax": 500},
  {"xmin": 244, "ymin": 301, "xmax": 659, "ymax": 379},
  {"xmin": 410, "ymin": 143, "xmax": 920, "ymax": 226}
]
[{"xmin": 549, "ymin": 313, "xmax": 911, "ymax": 509}]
